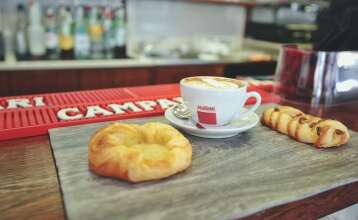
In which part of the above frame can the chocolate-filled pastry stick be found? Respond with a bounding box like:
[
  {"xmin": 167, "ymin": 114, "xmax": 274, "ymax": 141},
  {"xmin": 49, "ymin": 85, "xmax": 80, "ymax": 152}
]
[{"xmin": 261, "ymin": 106, "xmax": 350, "ymax": 148}]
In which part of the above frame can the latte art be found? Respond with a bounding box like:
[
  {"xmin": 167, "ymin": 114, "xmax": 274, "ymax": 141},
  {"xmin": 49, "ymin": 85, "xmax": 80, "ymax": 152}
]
[
  {"xmin": 183, "ymin": 77, "xmax": 241, "ymax": 89},
  {"xmin": 180, "ymin": 75, "xmax": 261, "ymax": 126}
]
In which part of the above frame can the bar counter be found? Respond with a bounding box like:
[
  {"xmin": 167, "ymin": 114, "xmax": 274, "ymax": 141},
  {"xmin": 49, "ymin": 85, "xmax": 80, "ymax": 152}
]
[
  {"xmin": 0, "ymin": 39, "xmax": 281, "ymax": 97},
  {"xmin": 0, "ymin": 57, "xmax": 252, "ymax": 71},
  {"xmin": 0, "ymin": 84, "xmax": 358, "ymax": 220},
  {"xmin": 0, "ymin": 39, "xmax": 282, "ymax": 71}
]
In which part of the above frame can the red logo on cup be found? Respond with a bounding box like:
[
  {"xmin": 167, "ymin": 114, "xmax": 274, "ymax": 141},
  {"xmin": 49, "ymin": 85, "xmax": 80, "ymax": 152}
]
[{"xmin": 197, "ymin": 105, "xmax": 217, "ymax": 124}]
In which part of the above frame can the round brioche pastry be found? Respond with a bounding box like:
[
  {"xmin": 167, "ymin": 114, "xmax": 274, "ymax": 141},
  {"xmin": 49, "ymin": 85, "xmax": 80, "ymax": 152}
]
[{"xmin": 88, "ymin": 122, "xmax": 192, "ymax": 183}]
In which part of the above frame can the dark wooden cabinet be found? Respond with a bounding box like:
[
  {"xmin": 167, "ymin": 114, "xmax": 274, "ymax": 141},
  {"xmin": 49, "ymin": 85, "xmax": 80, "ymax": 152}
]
[
  {"xmin": 0, "ymin": 64, "xmax": 225, "ymax": 96},
  {"xmin": 79, "ymin": 68, "xmax": 152, "ymax": 90},
  {"xmin": 0, "ymin": 73, "xmax": 9, "ymax": 96},
  {"xmin": 7, "ymin": 70, "xmax": 80, "ymax": 95}
]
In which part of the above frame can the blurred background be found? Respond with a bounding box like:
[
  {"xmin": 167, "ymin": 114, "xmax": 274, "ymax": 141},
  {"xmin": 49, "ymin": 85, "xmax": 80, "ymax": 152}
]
[
  {"xmin": 0, "ymin": 1, "xmax": 357, "ymax": 218},
  {"xmin": 0, "ymin": 0, "xmax": 329, "ymax": 96}
]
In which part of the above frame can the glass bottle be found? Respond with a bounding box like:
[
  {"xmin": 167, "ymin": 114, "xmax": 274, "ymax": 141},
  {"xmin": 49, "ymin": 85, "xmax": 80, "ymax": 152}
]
[
  {"xmin": 102, "ymin": 6, "xmax": 114, "ymax": 59},
  {"xmin": 0, "ymin": 32, "xmax": 4, "ymax": 61},
  {"xmin": 44, "ymin": 7, "xmax": 59, "ymax": 60},
  {"xmin": 112, "ymin": 5, "xmax": 126, "ymax": 59},
  {"xmin": 74, "ymin": 6, "xmax": 90, "ymax": 59},
  {"xmin": 59, "ymin": 6, "xmax": 74, "ymax": 60},
  {"xmin": 28, "ymin": 0, "xmax": 46, "ymax": 60},
  {"xmin": 0, "ymin": 25, "xmax": 4, "ymax": 61},
  {"xmin": 89, "ymin": 6, "xmax": 104, "ymax": 59},
  {"xmin": 15, "ymin": 4, "xmax": 29, "ymax": 61},
  {"xmin": 0, "ymin": 8, "xmax": 3, "ymax": 61}
]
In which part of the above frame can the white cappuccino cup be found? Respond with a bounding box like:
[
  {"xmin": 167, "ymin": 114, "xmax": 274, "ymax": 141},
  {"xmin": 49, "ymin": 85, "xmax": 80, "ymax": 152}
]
[{"xmin": 180, "ymin": 76, "xmax": 261, "ymax": 126}]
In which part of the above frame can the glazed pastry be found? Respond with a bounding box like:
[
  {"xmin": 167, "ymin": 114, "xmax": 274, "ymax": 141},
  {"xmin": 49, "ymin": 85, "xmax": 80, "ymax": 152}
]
[
  {"xmin": 88, "ymin": 122, "xmax": 192, "ymax": 183},
  {"xmin": 261, "ymin": 106, "xmax": 303, "ymax": 134},
  {"xmin": 261, "ymin": 106, "xmax": 350, "ymax": 148}
]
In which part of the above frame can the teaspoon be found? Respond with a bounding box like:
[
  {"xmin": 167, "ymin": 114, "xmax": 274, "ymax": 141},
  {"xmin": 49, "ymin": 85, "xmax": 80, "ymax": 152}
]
[{"xmin": 172, "ymin": 104, "xmax": 206, "ymax": 129}]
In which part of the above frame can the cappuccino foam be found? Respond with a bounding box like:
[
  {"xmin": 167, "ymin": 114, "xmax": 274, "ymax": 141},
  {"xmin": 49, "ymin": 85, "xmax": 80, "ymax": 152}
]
[{"xmin": 183, "ymin": 77, "xmax": 241, "ymax": 89}]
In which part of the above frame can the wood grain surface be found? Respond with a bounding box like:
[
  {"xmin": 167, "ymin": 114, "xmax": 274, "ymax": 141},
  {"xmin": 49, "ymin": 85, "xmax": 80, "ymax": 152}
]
[
  {"xmin": 49, "ymin": 106, "xmax": 358, "ymax": 220},
  {"xmin": 243, "ymin": 181, "xmax": 358, "ymax": 220},
  {"xmin": 0, "ymin": 136, "xmax": 65, "ymax": 220}
]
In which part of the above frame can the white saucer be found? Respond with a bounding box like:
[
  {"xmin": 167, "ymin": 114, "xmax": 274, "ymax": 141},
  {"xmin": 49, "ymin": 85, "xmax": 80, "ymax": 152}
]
[{"xmin": 164, "ymin": 107, "xmax": 259, "ymax": 138}]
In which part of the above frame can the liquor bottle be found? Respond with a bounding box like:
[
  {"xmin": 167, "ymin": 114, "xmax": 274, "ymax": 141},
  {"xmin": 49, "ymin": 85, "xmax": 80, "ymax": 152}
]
[
  {"xmin": 0, "ymin": 9, "xmax": 3, "ymax": 61},
  {"xmin": 83, "ymin": 5, "xmax": 91, "ymax": 26},
  {"xmin": 28, "ymin": 0, "xmax": 46, "ymax": 59},
  {"xmin": 102, "ymin": 7, "xmax": 114, "ymax": 59},
  {"xmin": 58, "ymin": 4, "xmax": 67, "ymax": 23},
  {"xmin": 59, "ymin": 6, "xmax": 74, "ymax": 60},
  {"xmin": 112, "ymin": 5, "xmax": 127, "ymax": 59},
  {"xmin": 15, "ymin": 4, "xmax": 29, "ymax": 61},
  {"xmin": 44, "ymin": 7, "xmax": 59, "ymax": 60},
  {"xmin": 74, "ymin": 6, "xmax": 90, "ymax": 59},
  {"xmin": 89, "ymin": 6, "xmax": 104, "ymax": 59},
  {"xmin": 0, "ymin": 32, "xmax": 4, "ymax": 61}
]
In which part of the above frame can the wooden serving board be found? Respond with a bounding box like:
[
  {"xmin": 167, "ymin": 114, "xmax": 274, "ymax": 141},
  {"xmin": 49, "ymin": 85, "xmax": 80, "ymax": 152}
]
[{"xmin": 49, "ymin": 105, "xmax": 358, "ymax": 220}]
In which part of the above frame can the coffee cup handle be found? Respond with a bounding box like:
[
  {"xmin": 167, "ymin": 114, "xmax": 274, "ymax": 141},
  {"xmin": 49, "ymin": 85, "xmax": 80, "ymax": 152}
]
[{"xmin": 240, "ymin": 91, "xmax": 262, "ymax": 118}]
